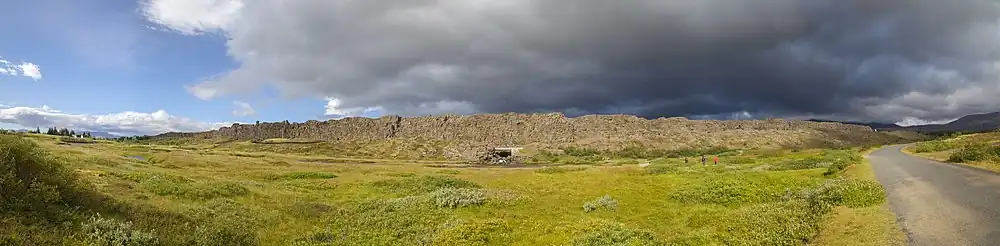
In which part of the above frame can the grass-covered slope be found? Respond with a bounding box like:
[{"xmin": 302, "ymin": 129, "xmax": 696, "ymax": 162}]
[
  {"xmin": 905, "ymin": 131, "xmax": 1000, "ymax": 172},
  {"xmin": 2, "ymin": 133, "xmax": 895, "ymax": 245}
]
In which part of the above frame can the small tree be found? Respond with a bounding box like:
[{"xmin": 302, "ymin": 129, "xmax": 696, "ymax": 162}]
[{"xmin": 70, "ymin": 130, "xmax": 76, "ymax": 137}]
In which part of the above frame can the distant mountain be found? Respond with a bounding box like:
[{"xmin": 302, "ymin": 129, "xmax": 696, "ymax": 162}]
[
  {"xmin": 807, "ymin": 119, "xmax": 901, "ymax": 130},
  {"xmin": 902, "ymin": 112, "xmax": 1000, "ymax": 133}
]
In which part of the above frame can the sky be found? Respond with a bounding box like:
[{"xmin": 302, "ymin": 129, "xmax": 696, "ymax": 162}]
[{"xmin": 3, "ymin": 0, "xmax": 1000, "ymax": 135}]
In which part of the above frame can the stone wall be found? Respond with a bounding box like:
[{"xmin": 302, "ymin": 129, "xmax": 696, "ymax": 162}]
[{"xmin": 160, "ymin": 113, "xmax": 889, "ymax": 155}]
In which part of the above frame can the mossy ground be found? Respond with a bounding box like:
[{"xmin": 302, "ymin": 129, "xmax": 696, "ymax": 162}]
[{"xmin": 3, "ymin": 133, "xmax": 894, "ymax": 245}]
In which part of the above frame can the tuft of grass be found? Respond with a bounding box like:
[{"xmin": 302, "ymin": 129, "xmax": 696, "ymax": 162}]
[
  {"xmin": 82, "ymin": 215, "xmax": 159, "ymax": 246},
  {"xmin": 229, "ymin": 152, "xmax": 267, "ymax": 158},
  {"xmin": 436, "ymin": 169, "xmax": 461, "ymax": 175},
  {"xmin": 571, "ymin": 220, "xmax": 661, "ymax": 246},
  {"xmin": 60, "ymin": 137, "xmax": 97, "ymax": 144},
  {"xmin": 433, "ymin": 218, "xmax": 513, "ymax": 245},
  {"xmin": 947, "ymin": 143, "xmax": 1000, "ymax": 163},
  {"xmin": 266, "ymin": 171, "xmax": 337, "ymax": 180},
  {"xmin": 535, "ymin": 166, "xmax": 588, "ymax": 174},
  {"xmin": 582, "ymin": 195, "xmax": 618, "ymax": 213},
  {"xmin": 142, "ymin": 178, "xmax": 250, "ymax": 200},
  {"xmin": 643, "ymin": 165, "xmax": 679, "ymax": 175},
  {"xmin": 370, "ymin": 175, "xmax": 481, "ymax": 196},
  {"xmin": 912, "ymin": 140, "xmax": 955, "ymax": 153},
  {"xmin": 430, "ymin": 188, "xmax": 488, "ymax": 208}
]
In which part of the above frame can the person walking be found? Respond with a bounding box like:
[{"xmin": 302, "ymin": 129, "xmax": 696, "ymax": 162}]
[
  {"xmin": 701, "ymin": 155, "xmax": 706, "ymax": 166},
  {"xmin": 713, "ymin": 156, "xmax": 719, "ymax": 165}
]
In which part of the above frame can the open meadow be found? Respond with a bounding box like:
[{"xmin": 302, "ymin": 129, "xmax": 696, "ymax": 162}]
[{"xmin": 1, "ymin": 133, "xmax": 902, "ymax": 245}]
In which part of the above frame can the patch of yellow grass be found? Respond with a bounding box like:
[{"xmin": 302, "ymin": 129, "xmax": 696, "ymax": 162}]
[{"xmin": 815, "ymin": 154, "xmax": 906, "ymax": 246}]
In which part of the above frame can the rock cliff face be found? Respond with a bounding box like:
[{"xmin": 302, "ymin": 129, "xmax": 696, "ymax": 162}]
[{"xmin": 158, "ymin": 113, "xmax": 897, "ymax": 158}]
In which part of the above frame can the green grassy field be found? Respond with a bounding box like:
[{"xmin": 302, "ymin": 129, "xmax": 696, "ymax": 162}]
[{"xmin": 1, "ymin": 133, "xmax": 896, "ymax": 245}]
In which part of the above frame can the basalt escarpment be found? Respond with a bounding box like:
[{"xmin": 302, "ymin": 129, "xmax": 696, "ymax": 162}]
[{"xmin": 158, "ymin": 113, "xmax": 905, "ymax": 159}]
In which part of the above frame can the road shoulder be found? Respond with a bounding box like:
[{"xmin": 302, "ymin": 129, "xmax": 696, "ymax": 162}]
[{"xmin": 810, "ymin": 149, "xmax": 907, "ymax": 246}]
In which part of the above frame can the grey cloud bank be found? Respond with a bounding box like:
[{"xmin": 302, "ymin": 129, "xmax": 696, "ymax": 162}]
[{"xmin": 148, "ymin": 0, "xmax": 1000, "ymax": 124}]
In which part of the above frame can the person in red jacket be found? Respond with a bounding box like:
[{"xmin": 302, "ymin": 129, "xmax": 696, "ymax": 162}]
[{"xmin": 713, "ymin": 156, "xmax": 719, "ymax": 165}]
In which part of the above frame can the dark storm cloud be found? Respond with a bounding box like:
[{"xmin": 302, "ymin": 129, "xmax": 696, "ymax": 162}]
[{"xmin": 150, "ymin": 0, "xmax": 1000, "ymax": 124}]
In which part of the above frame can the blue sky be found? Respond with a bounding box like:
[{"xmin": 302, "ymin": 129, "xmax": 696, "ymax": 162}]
[
  {"xmin": 0, "ymin": 0, "xmax": 367, "ymax": 135},
  {"xmin": 1, "ymin": 0, "xmax": 991, "ymax": 135}
]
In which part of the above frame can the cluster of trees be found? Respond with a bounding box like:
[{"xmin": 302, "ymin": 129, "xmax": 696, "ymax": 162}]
[
  {"xmin": 44, "ymin": 127, "xmax": 92, "ymax": 138},
  {"xmin": 114, "ymin": 135, "xmax": 152, "ymax": 142}
]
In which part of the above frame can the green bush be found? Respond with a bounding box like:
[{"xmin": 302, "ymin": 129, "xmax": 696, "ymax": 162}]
[
  {"xmin": 716, "ymin": 200, "xmax": 823, "ymax": 245},
  {"xmin": 571, "ymin": 220, "xmax": 661, "ymax": 246},
  {"xmin": 436, "ymin": 170, "xmax": 461, "ymax": 175},
  {"xmin": 913, "ymin": 140, "xmax": 955, "ymax": 153},
  {"xmin": 433, "ymin": 218, "xmax": 512, "ymax": 245},
  {"xmin": 948, "ymin": 143, "xmax": 1000, "ymax": 163},
  {"xmin": 822, "ymin": 151, "xmax": 862, "ymax": 176},
  {"xmin": 535, "ymin": 166, "xmax": 588, "ymax": 174},
  {"xmin": 0, "ymin": 135, "xmax": 91, "ymax": 219},
  {"xmin": 266, "ymin": 172, "xmax": 337, "ymax": 180},
  {"xmin": 769, "ymin": 157, "xmax": 824, "ymax": 171},
  {"xmin": 143, "ymin": 178, "xmax": 250, "ymax": 200},
  {"xmin": 60, "ymin": 137, "xmax": 97, "ymax": 144},
  {"xmin": 669, "ymin": 177, "xmax": 772, "ymax": 206},
  {"xmin": 328, "ymin": 199, "xmax": 447, "ymax": 245},
  {"xmin": 644, "ymin": 165, "xmax": 679, "ymax": 175},
  {"xmin": 371, "ymin": 176, "xmax": 481, "ymax": 196},
  {"xmin": 583, "ymin": 195, "xmax": 618, "ymax": 213},
  {"xmin": 430, "ymin": 188, "xmax": 488, "ymax": 208},
  {"xmin": 185, "ymin": 199, "xmax": 260, "ymax": 246},
  {"xmin": 563, "ymin": 147, "xmax": 602, "ymax": 157},
  {"xmin": 82, "ymin": 215, "xmax": 159, "ymax": 246}
]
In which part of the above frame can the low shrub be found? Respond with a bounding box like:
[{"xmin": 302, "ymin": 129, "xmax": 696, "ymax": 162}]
[
  {"xmin": 822, "ymin": 151, "xmax": 862, "ymax": 176},
  {"xmin": 571, "ymin": 220, "xmax": 661, "ymax": 246},
  {"xmin": 430, "ymin": 188, "xmax": 488, "ymax": 208},
  {"xmin": 912, "ymin": 140, "xmax": 955, "ymax": 153},
  {"xmin": 371, "ymin": 176, "xmax": 481, "ymax": 195},
  {"xmin": 716, "ymin": 200, "xmax": 823, "ymax": 245},
  {"xmin": 535, "ymin": 166, "xmax": 588, "ymax": 174},
  {"xmin": 433, "ymin": 218, "xmax": 512, "ymax": 245},
  {"xmin": 563, "ymin": 147, "xmax": 602, "ymax": 157},
  {"xmin": 768, "ymin": 157, "xmax": 824, "ymax": 171},
  {"xmin": 436, "ymin": 170, "xmax": 461, "ymax": 175},
  {"xmin": 60, "ymin": 137, "xmax": 96, "ymax": 144},
  {"xmin": 229, "ymin": 152, "xmax": 266, "ymax": 158},
  {"xmin": 185, "ymin": 199, "xmax": 261, "ymax": 246},
  {"xmin": 669, "ymin": 177, "xmax": 771, "ymax": 206},
  {"xmin": 329, "ymin": 199, "xmax": 447, "ymax": 245},
  {"xmin": 144, "ymin": 179, "xmax": 250, "ymax": 200},
  {"xmin": 644, "ymin": 165, "xmax": 679, "ymax": 175},
  {"xmin": 0, "ymin": 135, "xmax": 92, "ymax": 219},
  {"xmin": 948, "ymin": 143, "xmax": 1000, "ymax": 163},
  {"xmin": 82, "ymin": 215, "xmax": 159, "ymax": 246},
  {"xmin": 266, "ymin": 172, "xmax": 337, "ymax": 180},
  {"xmin": 583, "ymin": 195, "xmax": 618, "ymax": 213}
]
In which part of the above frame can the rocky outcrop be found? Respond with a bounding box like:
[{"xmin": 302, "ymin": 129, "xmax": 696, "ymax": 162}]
[{"xmin": 159, "ymin": 113, "xmax": 898, "ymax": 157}]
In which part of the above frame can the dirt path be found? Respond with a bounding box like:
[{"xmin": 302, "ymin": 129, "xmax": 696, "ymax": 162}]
[{"xmin": 870, "ymin": 145, "xmax": 1000, "ymax": 246}]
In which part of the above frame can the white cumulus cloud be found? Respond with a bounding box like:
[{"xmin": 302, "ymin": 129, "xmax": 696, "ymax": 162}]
[
  {"xmin": 17, "ymin": 62, "xmax": 41, "ymax": 80},
  {"xmin": 324, "ymin": 97, "xmax": 381, "ymax": 119},
  {"xmin": 0, "ymin": 57, "xmax": 42, "ymax": 80},
  {"xmin": 0, "ymin": 104, "xmax": 230, "ymax": 136},
  {"xmin": 141, "ymin": 0, "xmax": 243, "ymax": 35},
  {"xmin": 231, "ymin": 100, "xmax": 255, "ymax": 116}
]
